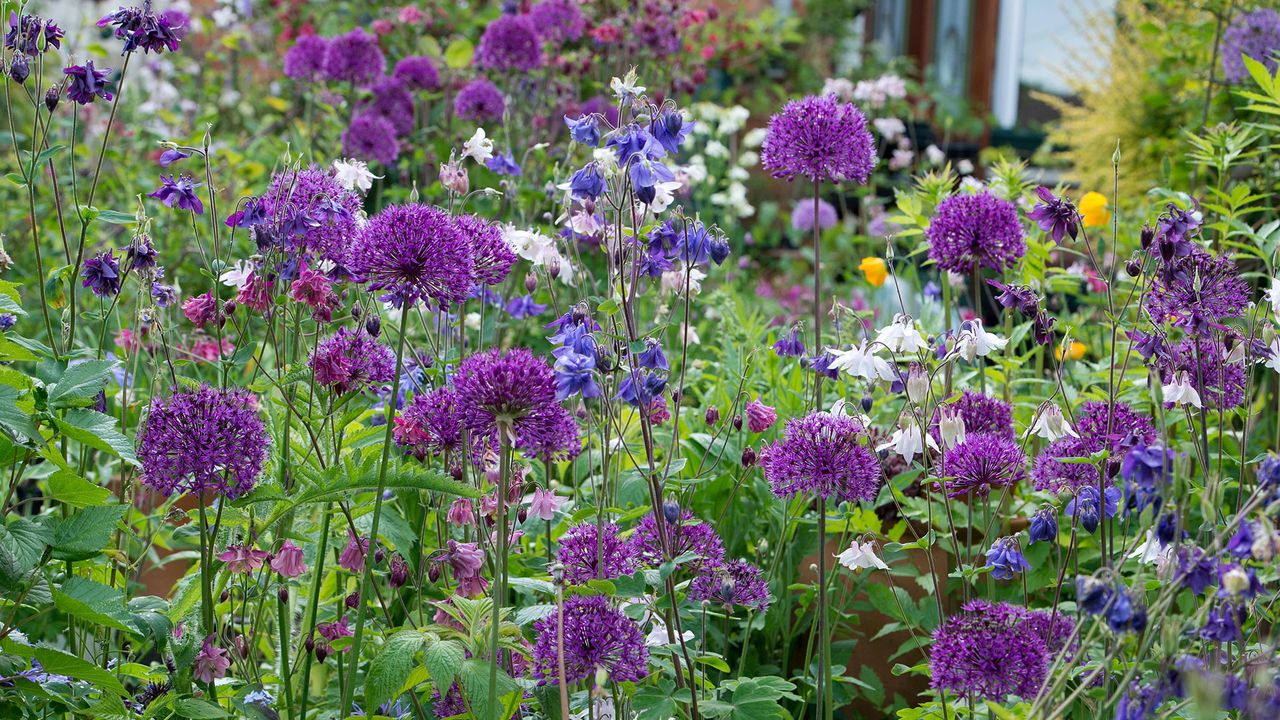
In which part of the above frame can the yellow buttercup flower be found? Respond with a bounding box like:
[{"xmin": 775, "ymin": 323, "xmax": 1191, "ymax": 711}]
[
  {"xmin": 859, "ymin": 257, "xmax": 888, "ymax": 287},
  {"xmin": 1078, "ymin": 191, "xmax": 1110, "ymax": 228},
  {"xmin": 1056, "ymin": 341, "xmax": 1087, "ymax": 361}
]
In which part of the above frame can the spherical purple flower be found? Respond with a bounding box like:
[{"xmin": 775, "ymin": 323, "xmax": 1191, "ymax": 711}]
[
  {"xmin": 531, "ymin": 595, "xmax": 648, "ymax": 684},
  {"xmin": 309, "ymin": 327, "xmax": 395, "ymax": 395},
  {"xmin": 931, "ymin": 391, "xmax": 1014, "ymax": 441},
  {"xmin": 930, "ymin": 599, "xmax": 1050, "ymax": 701},
  {"xmin": 432, "ymin": 682, "xmax": 466, "ymax": 718},
  {"xmin": 455, "ymin": 214, "xmax": 516, "ymax": 286},
  {"xmin": 342, "ymin": 112, "xmax": 400, "ymax": 166},
  {"xmin": 1159, "ymin": 336, "xmax": 1246, "ymax": 409},
  {"xmin": 283, "ymin": 34, "xmax": 328, "ymax": 81},
  {"xmin": 759, "ymin": 412, "xmax": 883, "ymax": 502},
  {"xmin": 64, "ymin": 60, "xmax": 113, "ymax": 104},
  {"xmin": 349, "ymin": 203, "xmax": 475, "ymax": 307},
  {"xmin": 452, "ymin": 347, "xmax": 579, "ymax": 461},
  {"xmin": 557, "ymin": 522, "xmax": 638, "ymax": 584},
  {"xmin": 513, "ymin": 403, "xmax": 582, "ymax": 462},
  {"xmin": 454, "ymin": 77, "xmax": 505, "ymax": 123},
  {"xmin": 81, "ymin": 250, "xmax": 122, "ymax": 297},
  {"xmin": 258, "ymin": 166, "xmax": 362, "ymax": 266},
  {"xmin": 791, "ymin": 198, "xmax": 838, "ymax": 233},
  {"xmin": 632, "ymin": 509, "xmax": 725, "ymax": 571},
  {"xmin": 926, "ymin": 191, "xmax": 1025, "ymax": 274},
  {"xmin": 393, "ymin": 55, "xmax": 440, "ymax": 91},
  {"xmin": 475, "ymin": 14, "xmax": 542, "ymax": 71},
  {"xmin": 395, "ymin": 387, "xmax": 467, "ymax": 461},
  {"xmin": 1144, "ymin": 247, "xmax": 1249, "ymax": 329},
  {"xmin": 1222, "ymin": 9, "xmax": 1280, "ymax": 83},
  {"xmin": 688, "ymin": 560, "xmax": 770, "ymax": 611},
  {"xmin": 137, "ymin": 385, "xmax": 269, "ymax": 500},
  {"xmin": 362, "ymin": 76, "xmax": 414, "ymax": 136},
  {"xmin": 322, "ymin": 28, "xmax": 384, "ymax": 84},
  {"xmin": 529, "ymin": 0, "xmax": 585, "ymax": 44},
  {"xmin": 1032, "ymin": 401, "xmax": 1156, "ymax": 493},
  {"xmin": 939, "ymin": 433, "xmax": 1027, "ymax": 498},
  {"xmin": 761, "ymin": 94, "xmax": 877, "ymax": 184}
]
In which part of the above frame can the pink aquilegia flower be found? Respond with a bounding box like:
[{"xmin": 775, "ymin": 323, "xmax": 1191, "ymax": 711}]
[
  {"xmin": 270, "ymin": 540, "xmax": 306, "ymax": 578},
  {"xmin": 529, "ymin": 488, "xmax": 562, "ymax": 521},
  {"xmin": 218, "ymin": 543, "xmax": 268, "ymax": 573},
  {"xmin": 193, "ymin": 637, "xmax": 230, "ymax": 684},
  {"xmin": 447, "ymin": 540, "xmax": 484, "ymax": 579},
  {"xmin": 745, "ymin": 399, "xmax": 778, "ymax": 433},
  {"xmin": 338, "ymin": 532, "xmax": 369, "ymax": 574},
  {"xmin": 447, "ymin": 497, "xmax": 473, "ymax": 526}
]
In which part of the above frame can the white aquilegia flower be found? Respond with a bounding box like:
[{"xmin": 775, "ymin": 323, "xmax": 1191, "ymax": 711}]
[
  {"xmin": 837, "ymin": 541, "xmax": 888, "ymax": 572},
  {"xmin": 955, "ymin": 319, "xmax": 1008, "ymax": 362},
  {"xmin": 646, "ymin": 180, "xmax": 684, "ymax": 213},
  {"xmin": 875, "ymin": 314, "xmax": 928, "ymax": 354},
  {"xmin": 1267, "ymin": 277, "xmax": 1280, "ymax": 319},
  {"xmin": 610, "ymin": 68, "xmax": 645, "ymax": 101},
  {"xmin": 828, "ymin": 340, "xmax": 896, "ymax": 382},
  {"xmin": 219, "ymin": 259, "xmax": 254, "ymax": 289},
  {"xmin": 937, "ymin": 406, "xmax": 966, "ymax": 449},
  {"xmin": 660, "ymin": 266, "xmax": 706, "ymax": 296},
  {"xmin": 461, "ymin": 128, "xmax": 494, "ymax": 163},
  {"xmin": 1127, "ymin": 531, "xmax": 1167, "ymax": 566},
  {"xmin": 1161, "ymin": 372, "xmax": 1202, "ymax": 409},
  {"xmin": 1266, "ymin": 338, "xmax": 1280, "ymax": 374},
  {"xmin": 877, "ymin": 418, "xmax": 936, "ymax": 466},
  {"xmin": 331, "ymin": 158, "xmax": 380, "ymax": 192},
  {"xmin": 1028, "ymin": 403, "xmax": 1078, "ymax": 441},
  {"xmin": 925, "ymin": 144, "xmax": 946, "ymax": 165},
  {"xmin": 905, "ymin": 365, "xmax": 930, "ymax": 404}
]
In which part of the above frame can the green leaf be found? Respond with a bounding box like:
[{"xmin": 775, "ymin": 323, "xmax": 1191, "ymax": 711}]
[
  {"xmin": 0, "ymin": 293, "xmax": 26, "ymax": 317},
  {"xmin": 0, "ymin": 385, "xmax": 40, "ymax": 443},
  {"xmin": 715, "ymin": 677, "xmax": 796, "ymax": 720},
  {"xmin": 48, "ymin": 470, "xmax": 112, "ymax": 507},
  {"xmin": 444, "ymin": 38, "xmax": 474, "ymax": 69},
  {"xmin": 34, "ymin": 646, "xmax": 127, "ymax": 696},
  {"xmin": 364, "ymin": 631, "xmax": 423, "ymax": 711},
  {"xmin": 49, "ymin": 360, "xmax": 118, "ymax": 408},
  {"xmin": 44, "ymin": 505, "xmax": 125, "ymax": 561},
  {"xmin": 423, "ymin": 638, "xmax": 466, "ymax": 692},
  {"xmin": 53, "ymin": 577, "xmax": 138, "ymax": 636},
  {"xmin": 459, "ymin": 657, "xmax": 521, "ymax": 720},
  {"xmin": 52, "ymin": 409, "xmax": 139, "ymax": 465},
  {"xmin": 634, "ymin": 681, "xmax": 678, "ymax": 720},
  {"xmin": 5, "ymin": 172, "xmax": 26, "ymax": 187},
  {"xmin": 248, "ymin": 463, "xmax": 477, "ymax": 527},
  {"xmin": 96, "ymin": 210, "xmax": 137, "ymax": 225},
  {"xmin": 0, "ymin": 518, "xmax": 51, "ymax": 586},
  {"xmin": 0, "ymin": 336, "xmax": 37, "ymax": 361},
  {"xmin": 173, "ymin": 698, "xmax": 230, "ymax": 718}
]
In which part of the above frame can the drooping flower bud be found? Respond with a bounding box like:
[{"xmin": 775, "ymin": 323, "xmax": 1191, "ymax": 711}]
[
  {"xmin": 704, "ymin": 406, "xmax": 720, "ymax": 426},
  {"xmin": 741, "ymin": 446, "xmax": 757, "ymax": 468}
]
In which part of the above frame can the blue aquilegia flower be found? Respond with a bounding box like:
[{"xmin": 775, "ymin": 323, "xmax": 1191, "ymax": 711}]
[
  {"xmin": 1028, "ymin": 506, "xmax": 1058, "ymax": 545},
  {"xmin": 618, "ymin": 369, "xmax": 666, "ymax": 407},
  {"xmin": 81, "ymin": 250, "xmax": 122, "ymax": 297},
  {"xmin": 652, "ymin": 108, "xmax": 693, "ymax": 155},
  {"xmin": 985, "ymin": 536, "xmax": 1029, "ymax": 580},
  {"xmin": 636, "ymin": 339, "xmax": 668, "ymax": 371},
  {"xmin": 773, "ymin": 326, "xmax": 805, "ymax": 358},
  {"xmin": 568, "ymin": 163, "xmax": 606, "ymax": 200},
  {"xmin": 1065, "ymin": 485, "xmax": 1120, "ymax": 533},
  {"xmin": 64, "ymin": 61, "xmax": 113, "ymax": 105},
  {"xmin": 148, "ymin": 174, "xmax": 204, "ymax": 214},
  {"xmin": 485, "ymin": 153, "xmax": 522, "ymax": 177},
  {"xmin": 564, "ymin": 114, "xmax": 600, "ymax": 146}
]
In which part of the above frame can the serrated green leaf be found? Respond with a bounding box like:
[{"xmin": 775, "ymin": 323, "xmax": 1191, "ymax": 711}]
[
  {"xmin": 365, "ymin": 631, "xmax": 423, "ymax": 711},
  {"xmin": 423, "ymin": 638, "xmax": 465, "ymax": 692},
  {"xmin": 53, "ymin": 577, "xmax": 138, "ymax": 636},
  {"xmin": 44, "ymin": 504, "xmax": 125, "ymax": 561},
  {"xmin": 52, "ymin": 409, "xmax": 139, "ymax": 465},
  {"xmin": 48, "ymin": 470, "xmax": 112, "ymax": 507},
  {"xmin": 0, "ymin": 385, "xmax": 40, "ymax": 443},
  {"xmin": 459, "ymin": 657, "xmax": 521, "ymax": 720},
  {"xmin": 49, "ymin": 360, "xmax": 118, "ymax": 408}
]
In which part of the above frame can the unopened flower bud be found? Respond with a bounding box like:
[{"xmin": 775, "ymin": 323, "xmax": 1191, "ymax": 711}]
[
  {"xmin": 732, "ymin": 415, "xmax": 743, "ymax": 431},
  {"xmin": 315, "ymin": 643, "xmax": 329, "ymax": 662},
  {"xmin": 277, "ymin": 586, "xmax": 289, "ymax": 603},
  {"xmin": 525, "ymin": 272, "xmax": 537, "ymax": 293},
  {"xmin": 9, "ymin": 55, "xmax": 29, "ymax": 85},
  {"xmin": 548, "ymin": 257, "xmax": 562, "ymax": 279},
  {"xmin": 44, "ymin": 86, "xmax": 59, "ymax": 112},
  {"xmin": 235, "ymin": 635, "xmax": 249, "ymax": 659},
  {"xmin": 304, "ymin": 637, "xmax": 315, "ymax": 654},
  {"xmin": 1140, "ymin": 224, "xmax": 1155, "ymax": 250},
  {"xmin": 388, "ymin": 556, "xmax": 409, "ymax": 588},
  {"xmin": 375, "ymin": 547, "xmax": 385, "ymax": 564},
  {"xmin": 365, "ymin": 314, "xmax": 381, "ymax": 338},
  {"xmin": 741, "ymin": 446, "xmax": 757, "ymax": 468},
  {"xmin": 1125, "ymin": 257, "xmax": 1141, "ymax": 278},
  {"xmin": 663, "ymin": 501, "xmax": 681, "ymax": 524},
  {"xmin": 517, "ymin": 507, "xmax": 528, "ymax": 523},
  {"xmin": 345, "ymin": 591, "xmax": 360, "ymax": 609},
  {"xmin": 428, "ymin": 563, "xmax": 442, "ymax": 583},
  {"xmin": 220, "ymin": 590, "xmax": 230, "ymax": 603},
  {"xmin": 860, "ymin": 394, "xmax": 873, "ymax": 412},
  {"xmin": 705, "ymin": 406, "xmax": 720, "ymax": 426}
]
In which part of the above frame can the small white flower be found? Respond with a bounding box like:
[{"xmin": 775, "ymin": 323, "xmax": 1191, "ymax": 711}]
[
  {"xmin": 872, "ymin": 117, "xmax": 905, "ymax": 142},
  {"xmin": 828, "ymin": 340, "xmax": 896, "ymax": 382},
  {"xmin": 219, "ymin": 259, "xmax": 254, "ymax": 289},
  {"xmin": 464, "ymin": 312, "xmax": 481, "ymax": 331},
  {"xmin": 955, "ymin": 319, "xmax": 1008, "ymax": 361},
  {"xmin": 1028, "ymin": 403, "xmax": 1078, "ymax": 441},
  {"xmin": 1220, "ymin": 565, "xmax": 1252, "ymax": 596},
  {"xmin": 610, "ymin": 68, "xmax": 645, "ymax": 100},
  {"xmin": 646, "ymin": 180, "xmax": 684, "ymax": 213},
  {"xmin": 1127, "ymin": 531, "xmax": 1167, "ymax": 566},
  {"xmin": 737, "ymin": 150, "xmax": 759, "ymax": 167},
  {"xmin": 836, "ymin": 541, "xmax": 888, "ymax": 571},
  {"xmin": 1266, "ymin": 338, "xmax": 1280, "ymax": 374},
  {"xmin": 461, "ymin": 128, "xmax": 494, "ymax": 164},
  {"xmin": 925, "ymin": 144, "xmax": 946, "ymax": 165},
  {"xmin": 875, "ymin": 314, "xmax": 928, "ymax": 354},
  {"xmin": 1267, "ymin": 277, "xmax": 1280, "ymax": 319},
  {"xmin": 742, "ymin": 127, "xmax": 768, "ymax": 148},
  {"xmin": 957, "ymin": 159, "xmax": 975, "ymax": 175},
  {"xmin": 331, "ymin": 158, "xmax": 380, "ymax": 192},
  {"xmin": 876, "ymin": 418, "xmax": 936, "ymax": 466},
  {"xmin": 937, "ymin": 406, "xmax": 966, "ymax": 449},
  {"xmin": 1161, "ymin": 371, "xmax": 1202, "ymax": 409},
  {"xmin": 704, "ymin": 140, "xmax": 729, "ymax": 158},
  {"xmin": 661, "ymin": 266, "xmax": 706, "ymax": 296},
  {"xmin": 905, "ymin": 365, "xmax": 930, "ymax": 404}
]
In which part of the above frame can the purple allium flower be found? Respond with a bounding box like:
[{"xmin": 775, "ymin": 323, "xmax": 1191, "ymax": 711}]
[
  {"xmin": 939, "ymin": 433, "xmax": 1027, "ymax": 498},
  {"xmin": 1026, "ymin": 186, "xmax": 1079, "ymax": 243},
  {"xmin": 64, "ymin": 60, "xmax": 113, "ymax": 105},
  {"xmin": 342, "ymin": 112, "xmax": 400, "ymax": 166},
  {"xmin": 791, "ymin": 197, "xmax": 838, "ymax": 233},
  {"xmin": 361, "ymin": 76, "xmax": 415, "ymax": 136},
  {"xmin": 97, "ymin": 5, "xmax": 183, "ymax": 54},
  {"xmin": 931, "ymin": 391, "xmax": 1014, "ymax": 441},
  {"xmin": 515, "ymin": 402, "xmax": 582, "ymax": 463},
  {"xmin": 258, "ymin": 166, "xmax": 362, "ymax": 266},
  {"xmin": 393, "ymin": 55, "xmax": 441, "ymax": 91},
  {"xmin": 6, "ymin": 13, "xmax": 64, "ymax": 55},
  {"xmin": 395, "ymin": 387, "xmax": 467, "ymax": 461},
  {"xmin": 531, "ymin": 595, "xmax": 648, "ymax": 684},
  {"xmin": 283, "ymin": 34, "xmax": 328, "ymax": 81},
  {"xmin": 137, "ymin": 385, "xmax": 269, "ymax": 500},
  {"xmin": 1144, "ymin": 248, "xmax": 1249, "ymax": 329},
  {"xmin": 929, "ymin": 600, "xmax": 1050, "ymax": 701},
  {"xmin": 452, "ymin": 347, "xmax": 580, "ymax": 461},
  {"xmin": 761, "ymin": 94, "xmax": 877, "ymax": 184},
  {"xmin": 759, "ymin": 412, "xmax": 883, "ymax": 502},
  {"xmin": 632, "ymin": 509, "xmax": 725, "ymax": 570},
  {"xmin": 322, "ymin": 28, "xmax": 385, "ymax": 84},
  {"xmin": 349, "ymin": 204, "xmax": 475, "ymax": 307},
  {"xmin": 455, "ymin": 214, "xmax": 516, "ymax": 286},
  {"xmin": 985, "ymin": 536, "xmax": 1029, "ymax": 580},
  {"xmin": 148, "ymin": 174, "xmax": 204, "ymax": 214},
  {"xmin": 926, "ymin": 191, "xmax": 1025, "ymax": 274},
  {"xmin": 557, "ymin": 522, "xmax": 638, "ymax": 584},
  {"xmin": 309, "ymin": 327, "xmax": 395, "ymax": 395},
  {"xmin": 432, "ymin": 682, "xmax": 466, "ymax": 718},
  {"xmin": 528, "ymin": 0, "xmax": 585, "ymax": 44},
  {"xmin": 1032, "ymin": 401, "xmax": 1156, "ymax": 493},
  {"xmin": 454, "ymin": 77, "xmax": 506, "ymax": 122},
  {"xmin": 688, "ymin": 559, "xmax": 771, "ymax": 611},
  {"xmin": 1222, "ymin": 8, "xmax": 1280, "ymax": 83},
  {"xmin": 81, "ymin": 250, "xmax": 122, "ymax": 297},
  {"xmin": 1019, "ymin": 609, "xmax": 1077, "ymax": 657},
  {"xmin": 475, "ymin": 14, "xmax": 542, "ymax": 71},
  {"xmin": 193, "ymin": 638, "xmax": 230, "ymax": 684}
]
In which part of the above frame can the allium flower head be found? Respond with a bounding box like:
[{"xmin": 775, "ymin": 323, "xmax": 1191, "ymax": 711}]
[
  {"xmin": 939, "ymin": 433, "xmax": 1027, "ymax": 498},
  {"xmin": 531, "ymin": 595, "xmax": 648, "ymax": 684},
  {"xmin": 342, "ymin": 112, "xmax": 400, "ymax": 166},
  {"xmin": 98, "ymin": 5, "xmax": 183, "ymax": 54},
  {"xmin": 529, "ymin": 0, "xmax": 585, "ymax": 44},
  {"xmin": 453, "ymin": 347, "xmax": 579, "ymax": 461},
  {"xmin": 258, "ymin": 166, "xmax": 362, "ymax": 266},
  {"xmin": 1144, "ymin": 247, "xmax": 1249, "ymax": 330},
  {"xmin": 930, "ymin": 600, "xmax": 1050, "ymax": 701},
  {"xmin": 761, "ymin": 94, "xmax": 877, "ymax": 184},
  {"xmin": 760, "ymin": 412, "xmax": 883, "ymax": 502},
  {"xmin": 689, "ymin": 560, "xmax": 771, "ymax": 611},
  {"xmin": 632, "ymin": 509, "xmax": 725, "ymax": 571},
  {"xmin": 349, "ymin": 204, "xmax": 475, "ymax": 307},
  {"xmin": 475, "ymin": 14, "xmax": 542, "ymax": 71},
  {"xmin": 322, "ymin": 28, "xmax": 385, "ymax": 84},
  {"xmin": 455, "ymin": 214, "xmax": 516, "ymax": 286},
  {"xmin": 557, "ymin": 522, "xmax": 638, "ymax": 584},
  {"xmin": 454, "ymin": 77, "xmax": 506, "ymax": 122},
  {"xmin": 931, "ymin": 391, "xmax": 1014, "ymax": 441},
  {"xmin": 791, "ymin": 197, "xmax": 838, "ymax": 233},
  {"xmin": 1222, "ymin": 9, "xmax": 1280, "ymax": 83},
  {"xmin": 137, "ymin": 385, "xmax": 269, "ymax": 500},
  {"xmin": 362, "ymin": 76, "xmax": 415, "ymax": 136},
  {"xmin": 395, "ymin": 387, "xmax": 467, "ymax": 460},
  {"xmin": 393, "ymin": 55, "xmax": 440, "ymax": 91},
  {"xmin": 926, "ymin": 191, "xmax": 1025, "ymax": 274},
  {"xmin": 283, "ymin": 34, "xmax": 328, "ymax": 81},
  {"xmin": 1032, "ymin": 401, "xmax": 1156, "ymax": 493},
  {"xmin": 309, "ymin": 328, "xmax": 395, "ymax": 395}
]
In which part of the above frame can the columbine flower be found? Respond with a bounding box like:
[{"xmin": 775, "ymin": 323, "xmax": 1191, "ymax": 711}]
[
  {"xmin": 1127, "ymin": 531, "xmax": 1166, "ymax": 566},
  {"xmin": 878, "ymin": 418, "xmax": 935, "ymax": 466},
  {"xmin": 936, "ymin": 407, "xmax": 966, "ymax": 449},
  {"xmin": 218, "ymin": 544, "xmax": 268, "ymax": 573},
  {"xmin": 338, "ymin": 532, "xmax": 369, "ymax": 574},
  {"xmin": 98, "ymin": 5, "xmax": 183, "ymax": 54},
  {"xmin": 193, "ymin": 638, "xmax": 230, "ymax": 684},
  {"xmin": 954, "ymin": 319, "xmax": 1008, "ymax": 361},
  {"xmin": 773, "ymin": 326, "xmax": 805, "ymax": 358},
  {"xmin": 828, "ymin": 340, "xmax": 895, "ymax": 382},
  {"xmin": 905, "ymin": 365, "xmax": 929, "ymax": 403},
  {"xmin": 745, "ymin": 399, "xmax": 777, "ymax": 433},
  {"xmin": 529, "ymin": 487, "xmax": 562, "ymax": 520},
  {"xmin": 926, "ymin": 191, "xmax": 1024, "ymax": 274},
  {"xmin": 1028, "ymin": 403, "xmax": 1077, "ymax": 441},
  {"xmin": 610, "ymin": 68, "xmax": 645, "ymax": 100},
  {"xmin": 531, "ymin": 595, "xmax": 648, "ymax": 684},
  {"xmin": 875, "ymin": 314, "xmax": 927, "ymax": 354},
  {"xmin": 1028, "ymin": 507, "xmax": 1058, "ymax": 545},
  {"xmin": 985, "ymin": 536, "xmax": 1029, "ymax": 580},
  {"xmin": 81, "ymin": 250, "xmax": 121, "ymax": 297},
  {"xmin": 557, "ymin": 522, "xmax": 638, "ymax": 584},
  {"xmin": 461, "ymin": 128, "xmax": 494, "ymax": 164},
  {"xmin": 148, "ymin": 174, "xmax": 204, "ymax": 214},
  {"xmin": 760, "ymin": 412, "xmax": 882, "ymax": 502},
  {"xmin": 270, "ymin": 540, "xmax": 307, "ymax": 577},
  {"xmin": 837, "ymin": 540, "xmax": 888, "ymax": 571},
  {"xmin": 332, "ymin": 158, "xmax": 380, "ymax": 192},
  {"xmin": 761, "ymin": 94, "xmax": 877, "ymax": 184},
  {"xmin": 1026, "ymin": 186, "xmax": 1079, "ymax": 243},
  {"xmin": 63, "ymin": 61, "xmax": 113, "ymax": 104},
  {"xmin": 219, "ymin": 259, "xmax": 254, "ymax": 289},
  {"xmin": 349, "ymin": 204, "xmax": 476, "ymax": 307},
  {"xmin": 1161, "ymin": 371, "xmax": 1202, "ymax": 409},
  {"xmin": 1065, "ymin": 485, "xmax": 1120, "ymax": 534}
]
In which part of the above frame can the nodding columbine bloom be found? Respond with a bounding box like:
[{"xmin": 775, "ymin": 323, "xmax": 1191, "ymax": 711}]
[
  {"xmin": 393, "ymin": 55, "xmax": 441, "ymax": 91},
  {"xmin": 761, "ymin": 94, "xmax": 877, "ymax": 184},
  {"xmin": 689, "ymin": 559, "xmax": 771, "ymax": 611},
  {"xmin": 1200, "ymin": 604, "xmax": 1243, "ymax": 643},
  {"xmin": 1065, "ymin": 485, "xmax": 1120, "ymax": 534},
  {"xmin": 529, "ymin": 0, "xmax": 585, "ymax": 44},
  {"xmin": 745, "ymin": 398, "xmax": 777, "ymax": 433},
  {"xmin": 338, "ymin": 532, "xmax": 369, "ymax": 574},
  {"xmin": 349, "ymin": 204, "xmax": 476, "ymax": 308},
  {"xmin": 1028, "ymin": 507, "xmax": 1058, "ymax": 545},
  {"xmin": 309, "ymin": 328, "xmax": 395, "ymax": 396},
  {"xmin": 929, "ymin": 600, "xmax": 1052, "ymax": 702},
  {"xmin": 148, "ymin": 174, "xmax": 204, "ymax": 214},
  {"xmin": 342, "ymin": 112, "xmax": 400, "ymax": 166},
  {"xmin": 1102, "ymin": 587, "xmax": 1148, "ymax": 633},
  {"xmin": 64, "ymin": 61, "xmax": 114, "ymax": 105},
  {"xmin": 985, "ymin": 536, "xmax": 1029, "ymax": 580},
  {"xmin": 452, "ymin": 347, "xmax": 580, "ymax": 462},
  {"xmin": 556, "ymin": 522, "xmax": 638, "ymax": 584},
  {"xmin": 531, "ymin": 595, "xmax": 648, "ymax": 685},
  {"xmin": 270, "ymin": 541, "xmax": 307, "ymax": 578},
  {"xmin": 218, "ymin": 544, "xmax": 268, "ymax": 573},
  {"xmin": 81, "ymin": 250, "xmax": 122, "ymax": 297},
  {"xmin": 632, "ymin": 509, "xmax": 725, "ymax": 571},
  {"xmin": 193, "ymin": 638, "xmax": 230, "ymax": 684},
  {"xmin": 618, "ymin": 369, "xmax": 666, "ymax": 407},
  {"xmin": 773, "ymin": 326, "xmax": 805, "ymax": 357},
  {"xmin": 564, "ymin": 114, "xmax": 600, "ymax": 146},
  {"xmin": 988, "ymin": 280, "xmax": 1041, "ymax": 316},
  {"xmin": 1032, "ymin": 401, "xmax": 1157, "ymax": 494},
  {"xmin": 137, "ymin": 385, "xmax": 269, "ymax": 500},
  {"xmin": 1221, "ymin": 8, "xmax": 1280, "ymax": 83},
  {"xmin": 938, "ymin": 433, "xmax": 1027, "ymax": 498},
  {"xmin": 321, "ymin": 28, "xmax": 384, "ymax": 84},
  {"xmin": 6, "ymin": 13, "xmax": 65, "ymax": 56},
  {"xmin": 475, "ymin": 14, "xmax": 542, "ymax": 71},
  {"xmin": 1120, "ymin": 443, "xmax": 1175, "ymax": 513},
  {"xmin": 926, "ymin": 191, "xmax": 1025, "ymax": 274},
  {"xmin": 760, "ymin": 412, "xmax": 883, "ymax": 503},
  {"xmin": 98, "ymin": 4, "xmax": 183, "ymax": 55},
  {"xmin": 931, "ymin": 391, "xmax": 1014, "ymax": 441},
  {"xmin": 1026, "ymin": 186, "xmax": 1079, "ymax": 243},
  {"xmin": 283, "ymin": 34, "xmax": 328, "ymax": 81},
  {"xmin": 485, "ymin": 152, "xmax": 521, "ymax": 176},
  {"xmin": 453, "ymin": 77, "xmax": 506, "ymax": 123},
  {"xmin": 455, "ymin": 214, "xmax": 517, "ymax": 287},
  {"xmin": 875, "ymin": 314, "xmax": 928, "ymax": 354}
]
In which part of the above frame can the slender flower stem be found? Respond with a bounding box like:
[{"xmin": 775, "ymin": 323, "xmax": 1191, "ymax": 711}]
[{"xmin": 487, "ymin": 430, "xmax": 512, "ymax": 720}]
